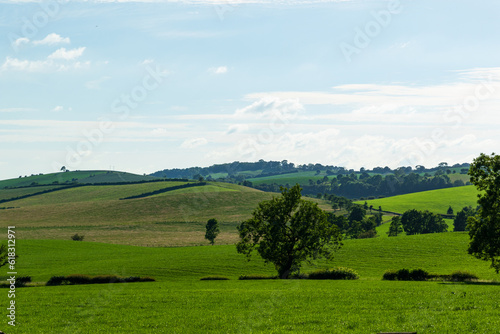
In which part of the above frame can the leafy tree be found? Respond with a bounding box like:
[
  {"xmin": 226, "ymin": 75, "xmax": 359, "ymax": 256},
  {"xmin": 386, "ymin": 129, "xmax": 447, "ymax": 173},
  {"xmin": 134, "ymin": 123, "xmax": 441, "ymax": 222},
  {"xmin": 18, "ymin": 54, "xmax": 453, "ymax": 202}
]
[
  {"xmin": 387, "ymin": 216, "xmax": 403, "ymax": 236},
  {"xmin": 447, "ymin": 206, "xmax": 454, "ymax": 215},
  {"xmin": 348, "ymin": 206, "xmax": 366, "ymax": 223},
  {"xmin": 454, "ymin": 206, "xmax": 475, "ymax": 232},
  {"xmin": 374, "ymin": 212, "xmax": 383, "ymax": 226},
  {"xmin": 236, "ymin": 185, "xmax": 342, "ymax": 278},
  {"xmin": 467, "ymin": 153, "xmax": 500, "ymax": 273},
  {"xmin": 205, "ymin": 218, "xmax": 220, "ymax": 245},
  {"xmin": 401, "ymin": 209, "xmax": 447, "ymax": 235}
]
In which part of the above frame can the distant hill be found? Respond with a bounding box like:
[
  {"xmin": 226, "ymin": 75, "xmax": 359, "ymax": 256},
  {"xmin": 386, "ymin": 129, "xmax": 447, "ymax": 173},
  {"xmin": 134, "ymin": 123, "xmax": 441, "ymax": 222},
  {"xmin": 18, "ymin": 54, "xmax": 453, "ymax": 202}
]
[
  {"xmin": 150, "ymin": 160, "xmax": 471, "ymax": 199},
  {"xmin": 0, "ymin": 179, "xmax": 330, "ymax": 247},
  {"xmin": 355, "ymin": 185, "xmax": 480, "ymax": 215},
  {"xmin": 0, "ymin": 170, "xmax": 161, "ymax": 189}
]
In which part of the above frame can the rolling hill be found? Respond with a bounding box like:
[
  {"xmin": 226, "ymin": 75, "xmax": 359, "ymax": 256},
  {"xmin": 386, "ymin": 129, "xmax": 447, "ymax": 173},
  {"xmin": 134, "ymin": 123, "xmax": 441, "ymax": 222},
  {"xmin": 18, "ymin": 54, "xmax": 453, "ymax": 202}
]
[{"xmin": 356, "ymin": 185, "xmax": 480, "ymax": 215}]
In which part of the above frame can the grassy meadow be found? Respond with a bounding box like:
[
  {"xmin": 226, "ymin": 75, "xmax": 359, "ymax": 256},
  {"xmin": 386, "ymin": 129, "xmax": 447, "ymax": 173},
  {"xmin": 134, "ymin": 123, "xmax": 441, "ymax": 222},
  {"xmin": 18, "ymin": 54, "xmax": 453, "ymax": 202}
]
[
  {"xmin": 2, "ymin": 172, "xmax": 499, "ymax": 333},
  {"xmin": 357, "ymin": 185, "xmax": 480, "ymax": 215}
]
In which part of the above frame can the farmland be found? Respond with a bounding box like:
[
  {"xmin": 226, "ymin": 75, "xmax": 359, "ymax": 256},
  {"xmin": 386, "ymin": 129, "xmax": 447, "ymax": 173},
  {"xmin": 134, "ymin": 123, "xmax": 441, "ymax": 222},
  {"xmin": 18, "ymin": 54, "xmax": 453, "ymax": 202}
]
[
  {"xmin": 356, "ymin": 185, "xmax": 480, "ymax": 215},
  {"xmin": 2, "ymin": 171, "xmax": 499, "ymax": 333}
]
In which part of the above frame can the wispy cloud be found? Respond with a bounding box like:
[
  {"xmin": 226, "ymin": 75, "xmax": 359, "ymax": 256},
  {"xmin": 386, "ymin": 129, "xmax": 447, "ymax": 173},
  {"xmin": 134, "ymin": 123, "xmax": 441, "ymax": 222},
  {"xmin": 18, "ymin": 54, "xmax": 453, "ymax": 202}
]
[
  {"xmin": 208, "ymin": 66, "xmax": 228, "ymax": 75},
  {"xmin": 48, "ymin": 47, "xmax": 86, "ymax": 60},
  {"xmin": 33, "ymin": 33, "xmax": 71, "ymax": 46}
]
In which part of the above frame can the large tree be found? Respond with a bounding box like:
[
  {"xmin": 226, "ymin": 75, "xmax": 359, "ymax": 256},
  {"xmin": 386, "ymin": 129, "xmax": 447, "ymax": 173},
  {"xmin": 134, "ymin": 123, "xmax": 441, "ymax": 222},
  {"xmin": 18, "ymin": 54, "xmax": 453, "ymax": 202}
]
[
  {"xmin": 467, "ymin": 153, "xmax": 500, "ymax": 273},
  {"xmin": 236, "ymin": 185, "xmax": 342, "ymax": 279}
]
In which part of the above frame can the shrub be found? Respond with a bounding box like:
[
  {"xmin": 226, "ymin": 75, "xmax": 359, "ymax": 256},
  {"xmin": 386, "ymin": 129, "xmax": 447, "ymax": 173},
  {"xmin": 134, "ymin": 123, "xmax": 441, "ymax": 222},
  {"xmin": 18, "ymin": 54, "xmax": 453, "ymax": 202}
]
[
  {"xmin": 15, "ymin": 276, "xmax": 32, "ymax": 287},
  {"xmin": 450, "ymin": 270, "xmax": 478, "ymax": 282},
  {"xmin": 71, "ymin": 233, "xmax": 84, "ymax": 241},
  {"xmin": 357, "ymin": 230, "xmax": 377, "ymax": 239},
  {"xmin": 46, "ymin": 276, "xmax": 67, "ymax": 286},
  {"xmin": 200, "ymin": 276, "xmax": 230, "ymax": 281},
  {"xmin": 382, "ymin": 270, "xmax": 398, "ymax": 281},
  {"xmin": 410, "ymin": 268, "xmax": 429, "ymax": 281},
  {"xmin": 308, "ymin": 267, "xmax": 359, "ymax": 280},
  {"xmin": 238, "ymin": 275, "xmax": 278, "ymax": 280},
  {"xmin": 396, "ymin": 268, "xmax": 411, "ymax": 281},
  {"xmin": 65, "ymin": 274, "xmax": 91, "ymax": 285},
  {"xmin": 91, "ymin": 275, "xmax": 120, "ymax": 284}
]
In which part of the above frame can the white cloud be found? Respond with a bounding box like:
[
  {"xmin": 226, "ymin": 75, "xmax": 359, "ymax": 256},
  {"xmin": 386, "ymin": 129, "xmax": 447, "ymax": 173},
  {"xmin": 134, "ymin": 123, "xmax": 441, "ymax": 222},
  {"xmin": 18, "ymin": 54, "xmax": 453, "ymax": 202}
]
[
  {"xmin": 13, "ymin": 37, "xmax": 30, "ymax": 47},
  {"xmin": 33, "ymin": 33, "xmax": 70, "ymax": 46},
  {"xmin": 52, "ymin": 106, "xmax": 64, "ymax": 112},
  {"xmin": 208, "ymin": 66, "xmax": 228, "ymax": 74},
  {"xmin": 48, "ymin": 47, "xmax": 86, "ymax": 60},
  {"xmin": 235, "ymin": 96, "xmax": 303, "ymax": 120},
  {"xmin": 0, "ymin": 107, "xmax": 37, "ymax": 113},
  {"xmin": 181, "ymin": 137, "xmax": 208, "ymax": 149},
  {"xmin": 140, "ymin": 59, "xmax": 154, "ymax": 65}
]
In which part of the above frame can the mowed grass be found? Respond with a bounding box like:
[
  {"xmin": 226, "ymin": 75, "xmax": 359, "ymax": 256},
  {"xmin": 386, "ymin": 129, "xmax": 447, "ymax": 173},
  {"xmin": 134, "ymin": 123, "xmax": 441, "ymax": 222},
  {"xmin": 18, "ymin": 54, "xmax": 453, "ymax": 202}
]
[
  {"xmin": 7, "ymin": 235, "xmax": 500, "ymax": 333},
  {"xmin": 357, "ymin": 186, "xmax": 480, "ymax": 215}
]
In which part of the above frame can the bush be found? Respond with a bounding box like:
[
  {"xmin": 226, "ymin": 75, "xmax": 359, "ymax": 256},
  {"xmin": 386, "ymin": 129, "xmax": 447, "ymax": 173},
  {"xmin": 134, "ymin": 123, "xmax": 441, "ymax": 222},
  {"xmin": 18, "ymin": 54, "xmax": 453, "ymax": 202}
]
[
  {"xmin": 238, "ymin": 275, "xmax": 278, "ymax": 280},
  {"xmin": 15, "ymin": 276, "xmax": 32, "ymax": 287},
  {"xmin": 410, "ymin": 268, "xmax": 429, "ymax": 281},
  {"xmin": 357, "ymin": 230, "xmax": 377, "ymax": 239},
  {"xmin": 71, "ymin": 233, "xmax": 84, "ymax": 241},
  {"xmin": 200, "ymin": 276, "xmax": 230, "ymax": 281},
  {"xmin": 46, "ymin": 276, "xmax": 67, "ymax": 286},
  {"xmin": 308, "ymin": 267, "xmax": 359, "ymax": 280},
  {"xmin": 382, "ymin": 270, "xmax": 398, "ymax": 281},
  {"xmin": 396, "ymin": 268, "xmax": 411, "ymax": 281},
  {"xmin": 45, "ymin": 274, "xmax": 155, "ymax": 286},
  {"xmin": 450, "ymin": 271, "xmax": 478, "ymax": 282},
  {"xmin": 66, "ymin": 274, "xmax": 91, "ymax": 285}
]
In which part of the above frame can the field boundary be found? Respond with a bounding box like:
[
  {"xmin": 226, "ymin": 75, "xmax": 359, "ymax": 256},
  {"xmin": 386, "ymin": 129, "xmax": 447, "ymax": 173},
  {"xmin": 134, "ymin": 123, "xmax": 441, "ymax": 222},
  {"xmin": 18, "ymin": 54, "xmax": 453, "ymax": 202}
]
[{"xmin": 120, "ymin": 182, "xmax": 207, "ymax": 200}]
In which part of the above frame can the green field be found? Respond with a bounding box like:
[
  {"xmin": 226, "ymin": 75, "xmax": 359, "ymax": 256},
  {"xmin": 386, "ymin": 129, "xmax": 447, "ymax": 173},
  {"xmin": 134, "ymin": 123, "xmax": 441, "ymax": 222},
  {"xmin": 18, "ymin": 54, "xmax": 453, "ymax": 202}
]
[
  {"xmin": 5, "ymin": 235, "xmax": 500, "ymax": 333},
  {"xmin": 248, "ymin": 171, "xmax": 327, "ymax": 186},
  {"xmin": 357, "ymin": 186, "xmax": 480, "ymax": 215},
  {"xmin": 2, "ymin": 172, "xmax": 498, "ymax": 333}
]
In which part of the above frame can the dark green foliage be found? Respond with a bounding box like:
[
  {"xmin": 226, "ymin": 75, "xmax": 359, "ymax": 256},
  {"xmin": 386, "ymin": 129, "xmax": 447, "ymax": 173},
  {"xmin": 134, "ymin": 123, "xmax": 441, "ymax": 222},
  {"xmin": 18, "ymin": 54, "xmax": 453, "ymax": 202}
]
[
  {"xmin": 15, "ymin": 276, "xmax": 32, "ymax": 287},
  {"xmin": 357, "ymin": 229, "xmax": 377, "ymax": 239},
  {"xmin": 46, "ymin": 276, "xmax": 66, "ymax": 286},
  {"xmin": 236, "ymin": 185, "xmax": 342, "ymax": 279},
  {"xmin": 205, "ymin": 218, "xmax": 220, "ymax": 245},
  {"xmin": 238, "ymin": 275, "xmax": 278, "ymax": 280},
  {"xmin": 308, "ymin": 267, "xmax": 359, "ymax": 280},
  {"xmin": 71, "ymin": 233, "xmax": 84, "ymax": 241},
  {"xmin": 45, "ymin": 274, "xmax": 155, "ymax": 286},
  {"xmin": 348, "ymin": 205, "xmax": 366, "ymax": 223},
  {"xmin": 0, "ymin": 243, "xmax": 7, "ymax": 268},
  {"xmin": 401, "ymin": 209, "xmax": 448, "ymax": 235},
  {"xmin": 447, "ymin": 206, "xmax": 454, "ymax": 215},
  {"xmin": 120, "ymin": 182, "xmax": 205, "ymax": 200},
  {"xmin": 396, "ymin": 268, "xmax": 411, "ymax": 281},
  {"xmin": 382, "ymin": 270, "xmax": 398, "ymax": 280},
  {"xmin": 450, "ymin": 270, "xmax": 478, "ymax": 282},
  {"xmin": 410, "ymin": 268, "xmax": 429, "ymax": 281},
  {"xmin": 387, "ymin": 216, "xmax": 403, "ymax": 237},
  {"xmin": 454, "ymin": 206, "xmax": 475, "ymax": 232},
  {"xmin": 200, "ymin": 276, "xmax": 230, "ymax": 280},
  {"xmin": 467, "ymin": 153, "xmax": 500, "ymax": 273}
]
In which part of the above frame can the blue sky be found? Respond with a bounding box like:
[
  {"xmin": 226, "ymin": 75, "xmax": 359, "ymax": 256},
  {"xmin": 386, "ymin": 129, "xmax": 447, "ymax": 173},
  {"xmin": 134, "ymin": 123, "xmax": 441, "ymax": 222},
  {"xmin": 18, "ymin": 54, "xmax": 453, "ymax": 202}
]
[{"xmin": 1, "ymin": 0, "xmax": 499, "ymax": 180}]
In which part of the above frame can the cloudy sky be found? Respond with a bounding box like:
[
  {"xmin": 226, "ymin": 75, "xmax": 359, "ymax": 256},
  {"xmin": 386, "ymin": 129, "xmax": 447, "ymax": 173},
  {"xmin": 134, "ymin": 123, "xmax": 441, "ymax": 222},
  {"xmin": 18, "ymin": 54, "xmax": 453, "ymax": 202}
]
[{"xmin": 1, "ymin": 0, "xmax": 500, "ymax": 180}]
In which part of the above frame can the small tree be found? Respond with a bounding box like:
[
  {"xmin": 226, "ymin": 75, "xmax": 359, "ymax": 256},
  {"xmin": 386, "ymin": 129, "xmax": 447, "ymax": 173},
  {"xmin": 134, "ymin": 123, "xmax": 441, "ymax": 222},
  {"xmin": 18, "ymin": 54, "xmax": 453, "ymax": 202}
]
[
  {"xmin": 447, "ymin": 206, "xmax": 454, "ymax": 215},
  {"xmin": 205, "ymin": 218, "xmax": 220, "ymax": 245},
  {"xmin": 236, "ymin": 185, "xmax": 342, "ymax": 279},
  {"xmin": 387, "ymin": 216, "xmax": 403, "ymax": 237}
]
